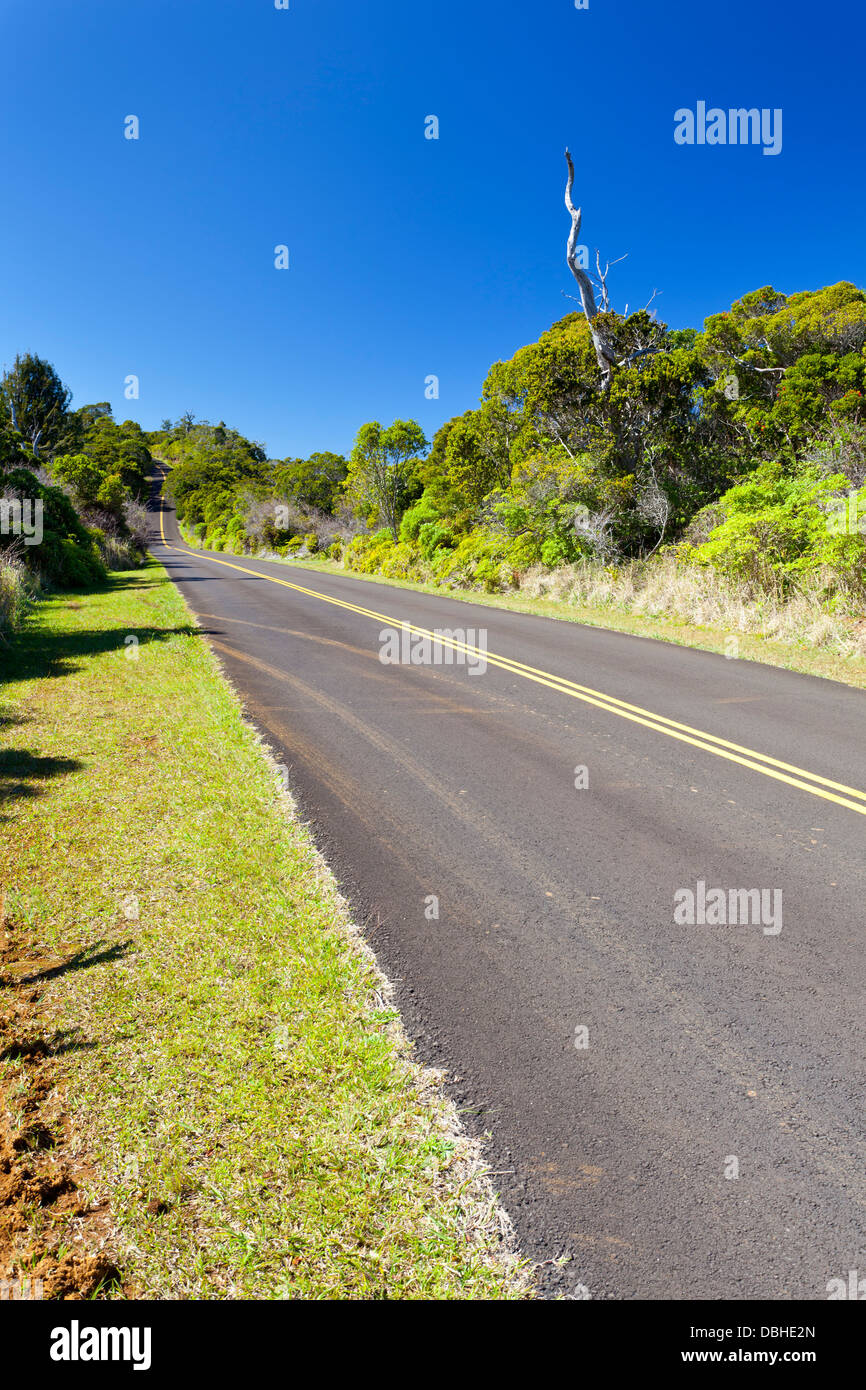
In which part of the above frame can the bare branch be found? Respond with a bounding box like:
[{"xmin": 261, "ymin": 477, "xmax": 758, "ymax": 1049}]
[
  {"xmin": 565, "ymin": 149, "xmax": 618, "ymax": 387},
  {"xmin": 593, "ymin": 249, "xmax": 628, "ymax": 313},
  {"xmin": 618, "ymin": 344, "xmax": 664, "ymax": 368},
  {"xmin": 564, "ymin": 150, "xmax": 598, "ymax": 321}
]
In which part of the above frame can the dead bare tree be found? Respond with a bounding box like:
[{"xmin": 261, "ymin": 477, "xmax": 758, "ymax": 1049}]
[
  {"xmin": 636, "ymin": 448, "xmax": 672, "ymax": 558},
  {"xmin": 594, "ymin": 249, "xmax": 627, "ymax": 314},
  {"xmin": 565, "ymin": 150, "xmax": 618, "ymax": 388},
  {"xmin": 565, "ymin": 150, "xmax": 665, "ymax": 388}
]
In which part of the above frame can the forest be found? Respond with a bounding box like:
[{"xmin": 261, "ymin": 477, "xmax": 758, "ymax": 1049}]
[{"xmin": 2, "ymin": 280, "xmax": 865, "ymax": 651}]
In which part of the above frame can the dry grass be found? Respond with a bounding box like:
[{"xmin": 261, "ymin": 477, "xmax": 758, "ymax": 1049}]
[
  {"xmin": 518, "ymin": 557, "xmax": 866, "ymax": 660},
  {"xmin": 0, "ymin": 550, "xmax": 36, "ymax": 638}
]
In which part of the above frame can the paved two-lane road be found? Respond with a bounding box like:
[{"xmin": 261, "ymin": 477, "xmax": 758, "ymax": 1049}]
[{"xmin": 149, "ymin": 475, "xmax": 866, "ymax": 1300}]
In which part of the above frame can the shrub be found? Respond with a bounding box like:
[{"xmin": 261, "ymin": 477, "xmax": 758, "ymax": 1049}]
[
  {"xmin": 540, "ymin": 535, "xmax": 574, "ymax": 568},
  {"xmin": 399, "ymin": 495, "xmax": 440, "ymax": 543},
  {"xmin": 684, "ymin": 459, "xmax": 866, "ymax": 593},
  {"xmin": 417, "ymin": 520, "xmax": 454, "ymax": 561},
  {"xmin": 433, "ymin": 531, "xmax": 509, "ymax": 592},
  {"xmin": 1, "ymin": 460, "xmax": 106, "ymax": 588},
  {"xmin": 0, "ymin": 549, "xmax": 36, "ymax": 635},
  {"xmin": 344, "ymin": 531, "xmax": 395, "ymax": 574},
  {"xmin": 379, "ymin": 541, "xmax": 418, "ymax": 578},
  {"xmin": 97, "ymin": 533, "xmax": 142, "ymax": 571}
]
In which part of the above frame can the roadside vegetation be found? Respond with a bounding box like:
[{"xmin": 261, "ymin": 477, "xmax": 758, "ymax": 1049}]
[
  {"xmin": 0, "ymin": 353, "xmax": 525, "ymax": 1298},
  {"xmin": 2, "ymin": 248, "xmax": 865, "ymax": 1299},
  {"xmin": 0, "ymin": 356, "xmax": 150, "ymax": 638},
  {"xmin": 0, "ymin": 565, "xmax": 526, "ymax": 1299},
  {"xmin": 163, "ymin": 282, "xmax": 866, "ymax": 668}
]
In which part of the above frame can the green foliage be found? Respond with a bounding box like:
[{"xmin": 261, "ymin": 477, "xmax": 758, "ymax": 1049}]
[
  {"xmin": 343, "ymin": 530, "xmax": 398, "ymax": 574},
  {"xmin": 0, "ymin": 425, "xmax": 106, "ymax": 588},
  {"xmin": 163, "ymin": 421, "xmax": 270, "ymax": 540},
  {"xmin": 0, "ymin": 353, "xmax": 74, "ymax": 460},
  {"xmin": 273, "ymin": 452, "xmax": 348, "ymax": 514},
  {"xmin": 399, "ymin": 494, "xmax": 440, "ymax": 542},
  {"xmin": 75, "ymin": 409, "xmax": 152, "ymax": 499},
  {"xmin": 682, "ymin": 459, "xmax": 866, "ymax": 592},
  {"xmin": 52, "ymin": 276, "xmax": 858, "ymax": 615},
  {"xmin": 417, "ymin": 519, "xmax": 454, "ymax": 561},
  {"xmin": 475, "ymin": 309, "xmax": 713, "ymax": 554},
  {"xmin": 50, "ymin": 452, "xmax": 127, "ymax": 517},
  {"xmin": 344, "ymin": 419, "xmax": 428, "ymax": 540},
  {"xmin": 421, "ymin": 407, "xmax": 513, "ymax": 525},
  {"xmin": 335, "ymin": 282, "xmax": 866, "ymax": 599},
  {"xmin": 430, "ymin": 531, "xmax": 512, "ymax": 592},
  {"xmin": 699, "ymin": 283, "xmax": 866, "ymax": 454},
  {"xmin": 0, "ymin": 379, "xmax": 148, "ymax": 586}
]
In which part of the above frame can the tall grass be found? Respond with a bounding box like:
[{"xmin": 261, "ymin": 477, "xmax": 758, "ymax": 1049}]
[
  {"xmin": 0, "ymin": 547, "xmax": 36, "ymax": 637},
  {"xmin": 519, "ymin": 556, "xmax": 866, "ymax": 658},
  {"xmin": 95, "ymin": 532, "xmax": 142, "ymax": 570}
]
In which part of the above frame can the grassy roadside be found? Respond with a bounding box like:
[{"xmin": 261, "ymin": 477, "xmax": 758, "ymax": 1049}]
[
  {"xmin": 0, "ymin": 561, "xmax": 528, "ymax": 1299},
  {"xmin": 234, "ymin": 550, "xmax": 866, "ymax": 692}
]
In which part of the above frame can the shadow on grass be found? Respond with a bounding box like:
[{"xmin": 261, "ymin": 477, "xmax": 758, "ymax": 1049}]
[
  {"xmin": 0, "ymin": 710, "xmax": 29, "ymax": 729},
  {"xmin": 0, "ymin": 619, "xmax": 202, "ymax": 685},
  {"xmin": 0, "ymin": 1030, "xmax": 100, "ymax": 1061},
  {"xmin": 0, "ymin": 748, "xmax": 83, "ymax": 820},
  {"xmin": 0, "ymin": 565, "xmax": 204, "ymax": 814},
  {"xmin": 102, "ymin": 578, "xmax": 168, "ymax": 592},
  {"xmin": 1, "ymin": 940, "xmax": 134, "ymax": 989},
  {"xmin": 103, "ymin": 562, "xmax": 176, "ymax": 594}
]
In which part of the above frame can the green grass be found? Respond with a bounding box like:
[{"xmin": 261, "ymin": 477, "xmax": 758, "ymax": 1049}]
[{"xmin": 0, "ymin": 563, "xmax": 527, "ymax": 1299}]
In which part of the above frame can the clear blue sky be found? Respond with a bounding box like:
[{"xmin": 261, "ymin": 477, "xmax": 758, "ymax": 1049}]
[{"xmin": 0, "ymin": 0, "xmax": 862, "ymax": 460}]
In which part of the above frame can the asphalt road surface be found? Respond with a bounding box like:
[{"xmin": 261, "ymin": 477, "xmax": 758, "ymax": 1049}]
[{"xmin": 149, "ymin": 473, "xmax": 866, "ymax": 1300}]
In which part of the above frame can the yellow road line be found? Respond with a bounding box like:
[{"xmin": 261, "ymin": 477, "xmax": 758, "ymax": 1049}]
[{"xmin": 151, "ymin": 490, "xmax": 866, "ymax": 818}]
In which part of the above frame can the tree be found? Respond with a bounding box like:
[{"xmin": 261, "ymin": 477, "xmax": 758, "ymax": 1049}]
[
  {"xmin": 79, "ymin": 415, "xmax": 152, "ymax": 498},
  {"xmin": 480, "ymin": 309, "xmax": 709, "ymax": 555},
  {"xmin": 564, "ymin": 150, "xmax": 666, "ymax": 391},
  {"xmin": 50, "ymin": 452, "xmax": 106, "ymax": 504},
  {"xmin": 273, "ymin": 451, "xmax": 348, "ymax": 514},
  {"xmin": 698, "ymin": 283, "xmax": 866, "ymax": 457},
  {"xmin": 0, "ymin": 426, "xmax": 106, "ymax": 587},
  {"xmin": 345, "ymin": 419, "xmax": 428, "ymax": 539},
  {"xmin": 75, "ymin": 402, "xmax": 113, "ymax": 431},
  {"xmin": 421, "ymin": 408, "xmax": 515, "ymax": 526},
  {"xmin": 0, "ymin": 353, "xmax": 73, "ymax": 459}
]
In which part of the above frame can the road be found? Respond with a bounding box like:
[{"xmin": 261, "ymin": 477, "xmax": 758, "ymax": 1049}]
[{"xmin": 149, "ymin": 474, "xmax": 866, "ymax": 1300}]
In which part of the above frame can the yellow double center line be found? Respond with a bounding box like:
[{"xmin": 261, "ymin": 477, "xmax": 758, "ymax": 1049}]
[{"xmin": 155, "ymin": 492, "xmax": 866, "ymax": 818}]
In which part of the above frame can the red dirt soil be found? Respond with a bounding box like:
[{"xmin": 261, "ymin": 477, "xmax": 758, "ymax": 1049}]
[{"xmin": 0, "ymin": 911, "xmax": 120, "ymax": 1300}]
